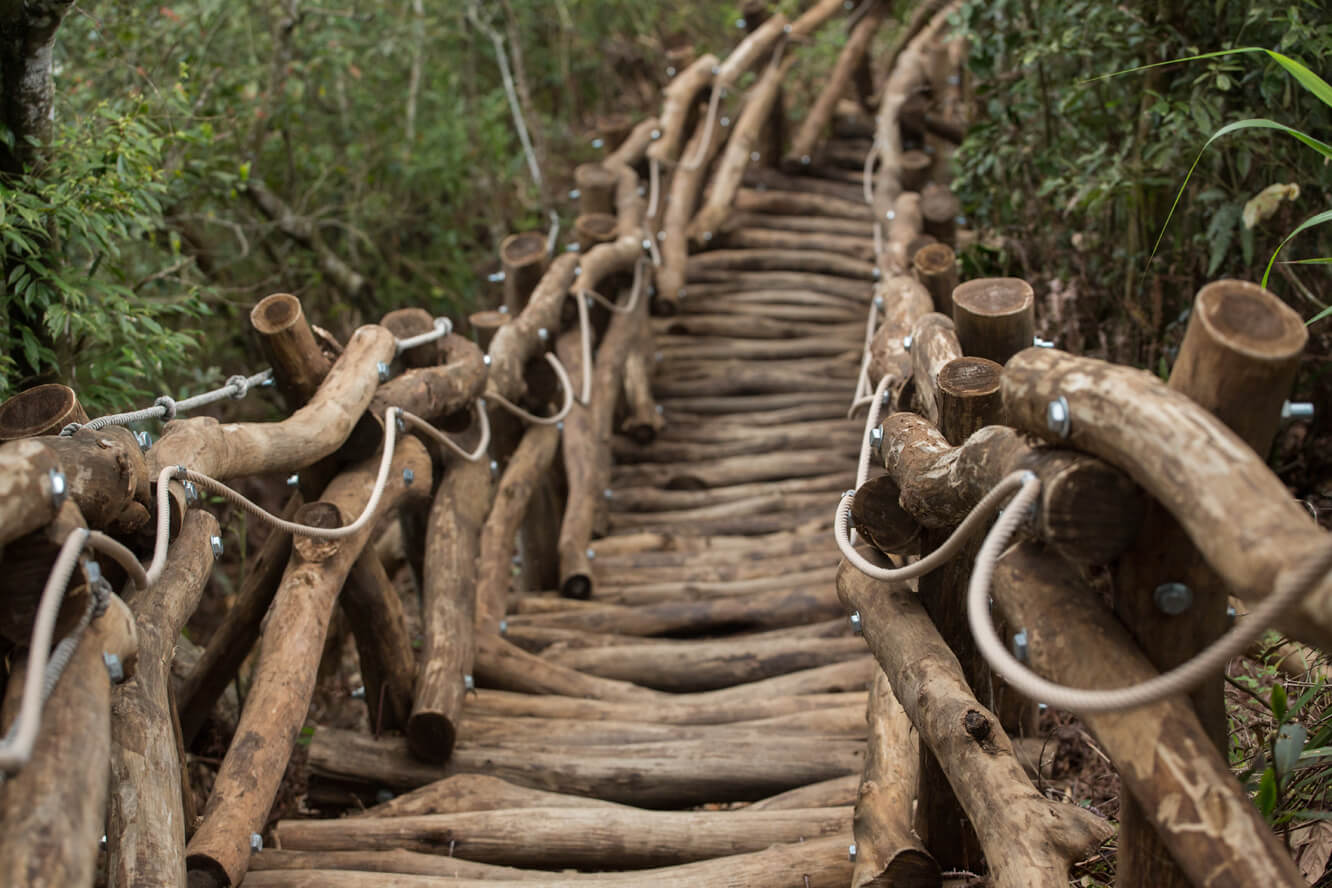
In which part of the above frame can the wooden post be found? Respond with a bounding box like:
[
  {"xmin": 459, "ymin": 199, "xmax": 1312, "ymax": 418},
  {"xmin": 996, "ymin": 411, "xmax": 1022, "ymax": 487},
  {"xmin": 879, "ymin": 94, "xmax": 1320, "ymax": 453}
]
[
  {"xmin": 249, "ymin": 293, "xmax": 332, "ymax": 409},
  {"xmin": 574, "ymin": 212, "xmax": 618, "ymax": 249},
  {"xmin": 899, "ymin": 149, "xmax": 932, "ymax": 192},
  {"xmin": 467, "ymin": 310, "xmax": 508, "ymax": 350},
  {"xmin": 0, "ymin": 383, "xmax": 88, "ymax": 440},
  {"xmin": 920, "ymin": 183, "xmax": 959, "ymax": 245},
  {"xmin": 1111, "ymin": 279, "xmax": 1306, "ymax": 888},
  {"xmin": 951, "ymin": 277, "xmax": 1035, "ymax": 364},
  {"xmin": 907, "ymin": 312, "xmax": 962, "ymax": 426},
  {"xmin": 499, "ymin": 232, "xmax": 550, "ymax": 315},
  {"xmin": 574, "ymin": 163, "xmax": 618, "ymax": 216},
  {"xmin": 0, "ymin": 594, "xmax": 138, "ymax": 888},
  {"xmin": 851, "ymin": 667, "xmax": 939, "ymax": 886},
  {"xmin": 850, "ymin": 476, "xmax": 922, "ymax": 558},
  {"xmin": 108, "ymin": 510, "xmax": 218, "ymax": 888},
  {"xmin": 936, "ymin": 356, "xmax": 1003, "ymax": 445},
  {"xmin": 408, "ymin": 454, "xmax": 493, "ymax": 764},
  {"xmin": 343, "ymin": 552, "xmax": 416, "ymax": 732}
]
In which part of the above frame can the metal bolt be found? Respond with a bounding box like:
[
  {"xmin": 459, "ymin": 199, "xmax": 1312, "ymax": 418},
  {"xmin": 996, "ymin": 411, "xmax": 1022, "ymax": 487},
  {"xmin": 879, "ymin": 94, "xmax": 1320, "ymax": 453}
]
[
  {"xmin": 1038, "ymin": 702, "xmax": 1048, "ymax": 713},
  {"xmin": 885, "ymin": 209, "xmax": 896, "ymax": 220},
  {"xmin": 1283, "ymin": 401, "xmax": 1315, "ymax": 420},
  {"xmin": 395, "ymin": 412, "xmax": 406, "ymax": 434},
  {"xmin": 489, "ymin": 459, "xmax": 500, "ymax": 478},
  {"xmin": 103, "ymin": 652, "xmax": 125, "ymax": 683},
  {"xmin": 666, "ymin": 66, "xmax": 676, "ymax": 77},
  {"xmin": 100, "ymin": 834, "xmax": 107, "ymax": 852},
  {"xmin": 641, "ymin": 238, "xmax": 653, "ymax": 251},
  {"xmin": 286, "ymin": 473, "xmax": 300, "ymax": 488},
  {"xmin": 511, "ymin": 553, "xmax": 522, "ymax": 566},
  {"xmin": 403, "ymin": 468, "xmax": 415, "ymax": 486},
  {"xmin": 250, "ymin": 833, "xmax": 263, "ymax": 853},
  {"xmin": 720, "ymin": 116, "xmax": 731, "ymax": 128},
  {"xmin": 1033, "ymin": 336, "xmax": 1055, "ymax": 348},
  {"xmin": 537, "ymin": 327, "xmax": 550, "ymax": 342},
  {"xmin": 655, "ymin": 352, "xmax": 663, "ymax": 363},
  {"xmin": 566, "ymin": 243, "xmax": 581, "ymax": 253},
  {"xmin": 464, "ymin": 674, "xmax": 475, "ymax": 692},
  {"xmin": 487, "ymin": 270, "xmax": 505, "ymax": 283},
  {"xmin": 638, "ymin": 185, "xmax": 647, "ymax": 196},
  {"xmin": 1227, "ymin": 605, "xmax": 1237, "ymax": 622},
  {"xmin": 948, "ymin": 74, "xmax": 961, "ymax": 86},
  {"xmin": 783, "ymin": 23, "xmax": 792, "ymax": 33},
  {"xmin": 678, "ymin": 287, "xmax": 687, "ymax": 300},
  {"xmin": 350, "ymin": 686, "xmax": 366, "ymax": 699},
  {"xmin": 903, "ymin": 334, "xmax": 913, "ymax": 350},
  {"xmin": 591, "ymin": 137, "xmax": 604, "ymax": 149},
  {"xmin": 377, "ymin": 361, "xmax": 391, "ymax": 382},
  {"xmin": 750, "ymin": 151, "xmax": 760, "ymax": 162},
  {"xmin": 655, "ymin": 404, "xmax": 664, "ymax": 415},
  {"xmin": 1154, "ymin": 582, "xmax": 1193, "ymax": 615},
  {"xmin": 498, "ymin": 305, "xmax": 509, "ymax": 314},
  {"xmin": 800, "ymin": 155, "xmax": 811, "ymax": 165},
  {"xmin": 1046, "ymin": 395, "xmax": 1071, "ymax": 439},
  {"xmin": 955, "ymin": 215, "xmax": 967, "ymax": 226},
  {"xmin": 135, "ymin": 430, "xmax": 153, "ymax": 452},
  {"xmin": 849, "ymin": 611, "xmax": 863, "ymax": 635},
  {"xmin": 483, "ymin": 354, "xmax": 492, "ymax": 366},
  {"xmin": 870, "ymin": 426, "xmax": 884, "ymax": 460},
  {"xmin": 657, "ymin": 230, "xmax": 667, "ymax": 241},
  {"xmin": 603, "ymin": 488, "xmax": 613, "ymax": 500},
  {"xmin": 650, "ymin": 129, "xmax": 661, "ymax": 141},
  {"xmin": 498, "ymin": 619, "xmax": 508, "ymax": 635},
  {"xmin": 736, "ymin": 16, "xmax": 746, "ymax": 28},
  {"xmin": 1010, "ymin": 629, "xmax": 1029, "ymax": 663},
  {"xmin": 844, "ymin": 0, "xmax": 854, "ymax": 8},
  {"xmin": 210, "ymin": 535, "xmax": 224, "ymax": 558},
  {"xmin": 586, "ymin": 548, "xmax": 596, "ymax": 560},
  {"xmin": 873, "ymin": 295, "xmax": 884, "ymax": 310},
  {"xmin": 557, "ymin": 421, "xmax": 564, "ymax": 431},
  {"xmin": 703, "ymin": 231, "xmax": 713, "ymax": 242},
  {"xmin": 881, "ymin": 388, "xmax": 892, "ymax": 407},
  {"xmin": 711, "ymin": 64, "xmax": 720, "ymax": 76},
  {"xmin": 849, "ymin": 842, "xmax": 858, "ymax": 861},
  {"xmin": 375, "ymin": 789, "xmax": 395, "ymax": 804},
  {"xmin": 872, "ymin": 267, "xmax": 882, "ymax": 280},
  {"xmin": 568, "ymin": 188, "xmax": 581, "ymax": 200},
  {"xmin": 182, "ymin": 480, "xmax": 198, "ymax": 504},
  {"xmin": 48, "ymin": 468, "xmax": 67, "ymax": 508}
]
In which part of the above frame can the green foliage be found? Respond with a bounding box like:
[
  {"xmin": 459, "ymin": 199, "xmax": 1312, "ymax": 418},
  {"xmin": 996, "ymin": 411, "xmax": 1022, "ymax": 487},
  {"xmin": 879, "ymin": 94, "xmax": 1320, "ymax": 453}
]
[{"xmin": 952, "ymin": 0, "xmax": 1332, "ymax": 363}]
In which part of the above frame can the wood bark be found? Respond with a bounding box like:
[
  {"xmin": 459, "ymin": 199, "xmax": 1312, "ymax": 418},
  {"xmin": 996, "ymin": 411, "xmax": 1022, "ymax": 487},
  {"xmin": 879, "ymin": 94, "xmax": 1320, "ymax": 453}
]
[
  {"xmin": 108, "ymin": 510, "xmax": 218, "ymax": 888},
  {"xmin": 720, "ymin": 227, "xmax": 876, "ymax": 260},
  {"xmin": 837, "ymin": 558, "xmax": 1112, "ymax": 888},
  {"xmin": 465, "ymin": 688, "xmax": 866, "ymax": 726},
  {"xmin": 749, "ymin": 774, "xmax": 861, "ymax": 811},
  {"xmin": 308, "ymin": 724, "xmax": 864, "ymax": 807},
  {"xmin": 369, "ymin": 333, "xmax": 486, "ymax": 424},
  {"xmin": 408, "ymin": 455, "xmax": 493, "ymax": 763},
  {"xmin": 852, "ymin": 667, "xmax": 938, "ymax": 887},
  {"xmin": 1000, "ymin": 347, "xmax": 1332, "ymax": 650},
  {"xmin": 250, "ymin": 292, "xmax": 331, "ymax": 408},
  {"xmin": 574, "ymin": 163, "xmax": 618, "ymax": 216},
  {"xmin": 359, "ymin": 773, "xmax": 627, "ymax": 818},
  {"xmin": 0, "ymin": 383, "xmax": 87, "ymax": 440},
  {"xmin": 908, "ymin": 312, "xmax": 962, "ymax": 426},
  {"xmin": 473, "ymin": 632, "xmax": 659, "ymax": 701},
  {"xmin": 951, "ymin": 277, "xmax": 1035, "ymax": 364},
  {"xmin": 992, "ymin": 541, "xmax": 1305, "ymax": 888},
  {"xmin": 733, "ymin": 187, "xmax": 875, "ymax": 221},
  {"xmin": 866, "ymin": 274, "xmax": 934, "ymax": 396},
  {"xmin": 343, "ymin": 552, "xmax": 416, "ymax": 732},
  {"xmin": 646, "ymin": 54, "xmax": 718, "ymax": 167},
  {"xmin": 242, "ymin": 835, "xmax": 854, "ymax": 888},
  {"xmin": 878, "ymin": 414, "xmax": 1144, "ymax": 565},
  {"xmin": 602, "ymin": 116, "xmax": 660, "ymax": 171},
  {"xmin": 741, "ymin": 170, "xmax": 865, "ymax": 204},
  {"xmin": 912, "ymin": 242, "xmax": 957, "ymax": 316},
  {"xmin": 184, "ymin": 438, "xmax": 431, "ymax": 888},
  {"xmin": 487, "ymin": 252, "xmax": 579, "ymax": 405},
  {"xmin": 920, "ymin": 183, "xmax": 959, "ymax": 244},
  {"xmin": 611, "ymin": 449, "xmax": 857, "ymax": 492},
  {"xmin": 785, "ymin": 4, "xmax": 887, "ymax": 168},
  {"xmin": 619, "ymin": 327, "xmax": 663, "ymax": 444},
  {"xmin": 382, "ymin": 307, "xmax": 445, "ymax": 368},
  {"xmin": 655, "ymin": 101, "xmax": 729, "ymax": 313},
  {"xmin": 574, "ymin": 212, "xmax": 618, "ymax": 247},
  {"xmin": 0, "ymin": 594, "xmax": 137, "ymax": 888},
  {"xmin": 176, "ymin": 494, "xmax": 299, "ymax": 744},
  {"xmin": 850, "ymin": 475, "xmax": 921, "ymax": 556}
]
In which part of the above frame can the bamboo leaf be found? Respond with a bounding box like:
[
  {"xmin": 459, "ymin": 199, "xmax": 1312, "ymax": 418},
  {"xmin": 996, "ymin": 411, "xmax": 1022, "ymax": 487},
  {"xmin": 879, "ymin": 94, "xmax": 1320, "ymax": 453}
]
[
  {"xmin": 1261, "ymin": 210, "xmax": 1332, "ymax": 288},
  {"xmin": 1090, "ymin": 47, "xmax": 1332, "ymax": 111}
]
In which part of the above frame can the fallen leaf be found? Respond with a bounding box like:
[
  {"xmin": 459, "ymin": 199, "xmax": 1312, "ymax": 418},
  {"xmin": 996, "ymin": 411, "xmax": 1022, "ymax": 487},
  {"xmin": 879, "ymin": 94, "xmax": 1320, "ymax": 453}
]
[{"xmin": 1294, "ymin": 820, "xmax": 1332, "ymax": 882}]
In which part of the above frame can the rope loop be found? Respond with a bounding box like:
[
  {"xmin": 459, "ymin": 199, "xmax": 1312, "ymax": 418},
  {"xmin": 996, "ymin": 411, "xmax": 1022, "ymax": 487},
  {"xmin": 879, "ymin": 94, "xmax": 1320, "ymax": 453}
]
[
  {"xmin": 226, "ymin": 375, "xmax": 250, "ymax": 400},
  {"xmin": 153, "ymin": 396, "xmax": 178, "ymax": 421}
]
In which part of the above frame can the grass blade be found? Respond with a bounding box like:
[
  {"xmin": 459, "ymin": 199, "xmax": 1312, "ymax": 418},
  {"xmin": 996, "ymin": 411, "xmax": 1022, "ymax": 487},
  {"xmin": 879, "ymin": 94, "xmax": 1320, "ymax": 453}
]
[{"xmin": 1261, "ymin": 209, "xmax": 1332, "ymax": 289}]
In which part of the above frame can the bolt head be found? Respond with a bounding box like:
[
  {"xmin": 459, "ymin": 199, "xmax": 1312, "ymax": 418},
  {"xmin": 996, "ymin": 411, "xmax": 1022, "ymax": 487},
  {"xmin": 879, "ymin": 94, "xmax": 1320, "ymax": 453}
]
[
  {"xmin": 566, "ymin": 243, "xmax": 581, "ymax": 253},
  {"xmin": 849, "ymin": 842, "xmax": 858, "ymax": 861},
  {"xmin": 135, "ymin": 430, "xmax": 153, "ymax": 452},
  {"xmin": 210, "ymin": 535, "xmax": 224, "ymax": 558},
  {"xmin": 869, "ymin": 426, "xmax": 884, "ymax": 460},
  {"xmin": 873, "ymin": 295, "xmax": 884, "ymax": 310},
  {"xmin": 182, "ymin": 480, "xmax": 198, "ymax": 504},
  {"xmin": 1154, "ymin": 582, "xmax": 1193, "ymax": 616},
  {"xmin": 48, "ymin": 468, "xmax": 67, "ymax": 507},
  {"xmin": 403, "ymin": 468, "xmax": 415, "ymax": 486},
  {"xmin": 711, "ymin": 64, "xmax": 720, "ymax": 76},
  {"xmin": 483, "ymin": 354, "xmax": 492, "ymax": 366},
  {"xmin": 650, "ymin": 129, "xmax": 661, "ymax": 140},
  {"xmin": 1010, "ymin": 630, "xmax": 1029, "ymax": 662},
  {"xmin": 537, "ymin": 327, "xmax": 549, "ymax": 342},
  {"xmin": 720, "ymin": 116, "xmax": 730, "ymax": 128},
  {"xmin": 375, "ymin": 789, "xmax": 395, "ymax": 804},
  {"xmin": 591, "ymin": 137, "xmax": 604, "ymax": 149},
  {"xmin": 377, "ymin": 361, "xmax": 391, "ymax": 382},
  {"xmin": 1283, "ymin": 401, "xmax": 1316, "ymax": 420},
  {"xmin": 885, "ymin": 209, "xmax": 896, "ymax": 220},
  {"xmin": 1046, "ymin": 395, "xmax": 1071, "ymax": 439},
  {"xmin": 750, "ymin": 151, "xmax": 760, "ymax": 162},
  {"xmin": 250, "ymin": 833, "xmax": 263, "ymax": 853},
  {"xmin": 489, "ymin": 459, "xmax": 500, "ymax": 477},
  {"xmin": 641, "ymin": 238, "xmax": 652, "ymax": 251},
  {"xmin": 286, "ymin": 473, "xmax": 300, "ymax": 488},
  {"xmin": 801, "ymin": 155, "xmax": 811, "ymax": 165},
  {"xmin": 350, "ymin": 685, "xmax": 366, "ymax": 699},
  {"xmin": 655, "ymin": 404, "xmax": 664, "ymax": 415},
  {"xmin": 464, "ymin": 674, "xmax": 475, "ymax": 691},
  {"xmin": 103, "ymin": 652, "xmax": 125, "ymax": 684},
  {"xmin": 849, "ymin": 611, "xmax": 863, "ymax": 635},
  {"xmin": 871, "ymin": 267, "xmax": 882, "ymax": 280},
  {"xmin": 395, "ymin": 412, "xmax": 406, "ymax": 434},
  {"xmin": 666, "ymin": 66, "xmax": 676, "ymax": 77},
  {"xmin": 498, "ymin": 619, "xmax": 509, "ymax": 635},
  {"xmin": 603, "ymin": 488, "xmax": 613, "ymax": 499},
  {"xmin": 1033, "ymin": 336, "xmax": 1055, "ymax": 348},
  {"xmin": 702, "ymin": 231, "xmax": 712, "ymax": 242},
  {"xmin": 903, "ymin": 334, "xmax": 913, "ymax": 350},
  {"xmin": 568, "ymin": 188, "xmax": 581, "ymax": 200},
  {"xmin": 586, "ymin": 548, "xmax": 596, "ymax": 560},
  {"xmin": 736, "ymin": 17, "xmax": 746, "ymax": 28}
]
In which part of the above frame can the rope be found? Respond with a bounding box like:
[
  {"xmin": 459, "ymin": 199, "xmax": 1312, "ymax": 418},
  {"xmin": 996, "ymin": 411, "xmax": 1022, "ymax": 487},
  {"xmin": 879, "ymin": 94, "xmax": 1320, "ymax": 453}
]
[
  {"xmin": 646, "ymin": 157, "xmax": 662, "ymax": 222},
  {"xmin": 488, "ymin": 352, "xmax": 576, "ymax": 425},
  {"xmin": 395, "ymin": 316, "xmax": 453, "ymax": 354},
  {"xmin": 404, "ymin": 401, "xmax": 491, "ymax": 463},
  {"xmin": 681, "ymin": 86, "xmax": 724, "ymax": 172},
  {"xmin": 580, "ymin": 257, "xmax": 647, "ymax": 316},
  {"xmin": 966, "ymin": 478, "xmax": 1332, "ymax": 713}
]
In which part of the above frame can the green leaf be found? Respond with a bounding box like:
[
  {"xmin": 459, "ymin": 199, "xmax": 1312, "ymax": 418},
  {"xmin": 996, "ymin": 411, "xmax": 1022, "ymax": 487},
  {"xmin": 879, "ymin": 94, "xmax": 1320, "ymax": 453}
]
[
  {"xmin": 1275, "ymin": 723, "xmax": 1307, "ymax": 779},
  {"xmin": 1306, "ymin": 304, "xmax": 1332, "ymax": 328},
  {"xmin": 1256, "ymin": 767, "xmax": 1278, "ymax": 818},
  {"xmin": 1262, "ymin": 210, "xmax": 1332, "ymax": 288},
  {"xmin": 1090, "ymin": 47, "xmax": 1332, "ymax": 111},
  {"xmin": 1271, "ymin": 683, "xmax": 1288, "ymax": 724}
]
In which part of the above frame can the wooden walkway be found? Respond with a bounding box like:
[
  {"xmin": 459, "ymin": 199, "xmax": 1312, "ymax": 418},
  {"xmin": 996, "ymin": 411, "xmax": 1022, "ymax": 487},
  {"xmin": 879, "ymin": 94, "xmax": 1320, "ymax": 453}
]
[{"xmin": 244, "ymin": 143, "xmax": 879, "ymax": 888}]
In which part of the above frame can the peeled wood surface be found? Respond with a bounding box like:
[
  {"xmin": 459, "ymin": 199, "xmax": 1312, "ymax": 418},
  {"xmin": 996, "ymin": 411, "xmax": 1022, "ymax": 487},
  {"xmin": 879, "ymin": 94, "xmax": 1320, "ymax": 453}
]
[
  {"xmin": 0, "ymin": 594, "xmax": 137, "ymax": 888},
  {"xmin": 1001, "ymin": 347, "xmax": 1332, "ymax": 649},
  {"xmin": 913, "ymin": 242, "xmax": 957, "ymax": 315},
  {"xmin": 465, "ymin": 689, "xmax": 867, "ymax": 726},
  {"xmin": 359, "ymin": 773, "xmax": 629, "ymax": 818},
  {"xmin": 908, "ymin": 311, "xmax": 962, "ymax": 426},
  {"xmin": 250, "ymin": 292, "xmax": 331, "ymax": 408},
  {"xmin": 343, "ymin": 551, "xmax": 416, "ymax": 732},
  {"xmin": 878, "ymin": 414, "xmax": 1144, "ymax": 565},
  {"xmin": 487, "ymin": 252, "xmax": 579, "ymax": 404},
  {"xmin": 647, "ymin": 53, "xmax": 717, "ymax": 166},
  {"xmin": 992, "ymin": 541, "xmax": 1305, "ymax": 888},
  {"xmin": 244, "ymin": 835, "xmax": 855, "ymax": 888},
  {"xmin": 837, "ymin": 558, "xmax": 1113, "ymax": 888},
  {"xmin": 185, "ymin": 439, "xmax": 431, "ymax": 888},
  {"xmin": 274, "ymin": 806, "xmax": 852, "ymax": 869},
  {"xmin": 369, "ymin": 333, "xmax": 486, "ymax": 423},
  {"xmin": 720, "ymin": 226, "xmax": 876, "ymax": 260},
  {"xmin": 951, "ymin": 277, "xmax": 1035, "ymax": 365},
  {"xmin": 109, "ymin": 510, "xmax": 218, "ymax": 888},
  {"xmin": 656, "ymin": 104, "xmax": 729, "ymax": 312},
  {"xmin": 937, "ymin": 356, "xmax": 1003, "ymax": 445}
]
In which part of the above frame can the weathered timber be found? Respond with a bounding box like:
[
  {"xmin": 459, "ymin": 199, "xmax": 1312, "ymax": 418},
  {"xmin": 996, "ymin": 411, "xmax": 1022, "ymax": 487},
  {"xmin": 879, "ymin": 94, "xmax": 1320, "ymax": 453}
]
[
  {"xmin": 613, "ymin": 419, "xmax": 859, "ymax": 462},
  {"xmin": 465, "ymin": 689, "xmax": 867, "ymax": 726},
  {"xmin": 0, "ymin": 383, "xmax": 88, "ymax": 441},
  {"xmin": 619, "ymin": 326, "xmax": 663, "ymax": 443},
  {"xmin": 658, "ymin": 314, "xmax": 862, "ymax": 340},
  {"xmin": 467, "ymin": 309, "xmax": 507, "ymax": 350},
  {"xmin": 474, "ymin": 633, "xmax": 661, "ymax": 701},
  {"xmin": 250, "ymin": 292, "xmax": 331, "ymax": 408},
  {"xmin": 308, "ymin": 725, "xmax": 864, "ymax": 807},
  {"xmin": 408, "ymin": 455, "xmax": 493, "ymax": 764},
  {"xmin": 992, "ymin": 541, "xmax": 1305, "ymax": 888},
  {"xmin": 343, "ymin": 552, "xmax": 415, "ymax": 732},
  {"xmin": 0, "ymin": 594, "xmax": 137, "ymax": 888},
  {"xmin": 724, "ymin": 211, "xmax": 874, "ymax": 237},
  {"xmin": 500, "ymin": 231, "xmax": 550, "ymax": 314},
  {"xmin": 184, "ymin": 439, "xmax": 431, "ymax": 888},
  {"xmin": 382, "ymin": 307, "xmax": 446, "ymax": 368},
  {"xmin": 655, "ymin": 102, "xmax": 729, "ymax": 313},
  {"xmin": 542, "ymin": 635, "xmax": 867, "ymax": 692},
  {"xmin": 850, "ymin": 475, "xmax": 922, "ymax": 556},
  {"xmin": 913, "ymin": 242, "xmax": 957, "ymax": 316},
  {"xmin": 108, "ymin": 510, "xmax": 217, "ymax": 888},
  {"xmin": 243, "ymin": 835, "xmax": 855, "ymax": 888},
  {"xmin": 866, "ymin": 275, "xmax": 934, "ymax": 396},
  {"xmin": 606, "ymin": 469, "xmax": 853, "ymax": 511},
  {"xmin": 898, "ymin": 149, "xmax": 932, "ymax": 192},
  {"xmin": 909, "ymin": 312, "xmax": 962, "ymax": 426},
  {"xmin": 720, "ymin": 227, "xmax": 876, "ymax": 260},
  {"xmin": 749, "ymin": 775, "xmax": 862, "ymax": 811},
  {"xmin": 574, "ymin": 163, "xmax": 618, "ymax": 216},
  {"xmin": 852, "ymin": 667, "xmax": 938, "ymax": 887},
  {"xmin": 741, "ymin": 170, "xmax": 865, "ymax": 204},
  {"xmin": 602, "ymin": 116, "xmax": 660, "ymax": 171},
  {"xmin": 1001, "ymin": 347, "xmax": 1332, "ymax": 649},
  {"xmin": 731, "ymin": 188, "xmax": 877, "ymax": 225},
  {"xmin": 249, "ymin": 850, "xmax": 550, "ymax": 882},
  {"xmin": 359, "ymin": 773, "xmax": 628, "ymax": 818},
  {"xmin": 921, "ymin": 183, "xmax": 959, "ymax": 244},
  {"xmin": 646, "ymin": 54, "xmax": 718, "ymax": 167},
  {"xmin": 591, "ymin": 545, "xmax": 840, "ymax": 584},
  {"xmin": 610, "ymin": 449, "xmax": 857, "ymax": 491},
  {"xmin": 951, "ymin": 277, "xmax": 1035, "ymax": 364},
  {"xmin": 837, "ymin": 558, "xmax": 1112, "ymax": 888},
  {"xmin": 176, "ymin": 494, "xmax": 299, "ymax": 744},
  {"xmin": 487, "ymin": 252, "xmax": 579, "ymax": 404},
  {"xmin": 369, "ymin": 332, "xmax": 486, "ymax": 424},
  {"xmin": 936, "ymin": 356, "xmax": 1004, "ymax": 445},
  {"xmin": 878, "ymin": 415, "xmax": 1144, "ymax": 565},
  {"xmin": 607, "ymin": 494, "xmax": 841, "ymax": 535}
]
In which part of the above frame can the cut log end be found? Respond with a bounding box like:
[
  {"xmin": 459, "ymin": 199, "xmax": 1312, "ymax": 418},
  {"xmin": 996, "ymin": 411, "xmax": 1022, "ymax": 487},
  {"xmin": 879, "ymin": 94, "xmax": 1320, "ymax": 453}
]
[
  {"xmin": 500, "ymin": 232, "xmax": 548, "ymax": 269},
  {"xmin": 575, "ymin": 213, "xmax": 619, "ymax": 247},
  {"xmin": 952, "ymin": 277, "xmax": 1034, "ymax": 318},
  {"xmin": 1195, "ymin": 279, "xmax": 1307, "ymax": 361},
  {"xmin": 185, "ymin": 857, "xmax": 230, "ymax": 888},
  {"xmin": 250, "ymin": 292, "xmax": 304, "ymax": 335},
  {"xmin": 292, "ymin": 502, "xmax": 343, "ymax": 563},
  {"xmin": 851, "ymin": 475, "xmax": 921, "ymax": 556},
  {"xmin": 405, "ymin": 712, "xmax": 458, "ymax": 765},
  {"xmin": 0, "ymin": 383, "xmax": 88, "ymax": 441},
  {"xmin": 858, "ymin": 850, "xmax": 941, "ymax": 887},
  {"xmin": 562, "ymin": 574, "xmax": 593, "ymax": 600}
]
